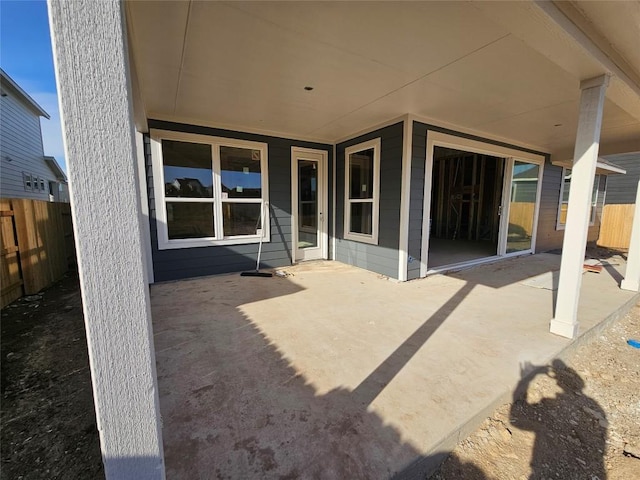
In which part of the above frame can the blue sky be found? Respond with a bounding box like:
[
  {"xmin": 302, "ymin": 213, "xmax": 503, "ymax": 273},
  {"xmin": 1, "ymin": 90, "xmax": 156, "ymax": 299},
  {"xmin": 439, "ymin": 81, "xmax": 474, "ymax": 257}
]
[{"xmin": 1, "ymin": 0, "xmax": 66, "ymax": 171}]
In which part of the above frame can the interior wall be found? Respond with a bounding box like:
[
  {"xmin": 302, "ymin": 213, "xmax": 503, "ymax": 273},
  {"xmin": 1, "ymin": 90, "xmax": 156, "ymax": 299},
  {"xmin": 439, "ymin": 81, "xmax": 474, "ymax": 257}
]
[{"xmin": 429, "ymin": 148, "xmax": 502, "ymax": 245}]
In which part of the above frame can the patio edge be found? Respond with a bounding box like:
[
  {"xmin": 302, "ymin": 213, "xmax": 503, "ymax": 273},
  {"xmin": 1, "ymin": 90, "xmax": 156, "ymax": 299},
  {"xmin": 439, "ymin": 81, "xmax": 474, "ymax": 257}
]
[{"xmin": 394, "ymin": 292, "xmax": 640, "ymax": 480}]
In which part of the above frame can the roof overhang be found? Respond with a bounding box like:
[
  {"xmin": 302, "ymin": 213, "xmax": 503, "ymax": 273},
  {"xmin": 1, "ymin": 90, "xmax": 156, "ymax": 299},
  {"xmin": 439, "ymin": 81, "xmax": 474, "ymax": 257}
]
[
  {"xmin": 125, "ymin": 1, "xmax": 640, "ymax": 157},
  {"xmin": 551, "ymin": 157, "xmax": 626, "ymax": 175},
  {"xmin": 0, "ymin": 68, "xmax": 50, "ymax": 119},
  {"xmin": 44, "ymin": 156, "xmax": 68, "ymax": 182}
]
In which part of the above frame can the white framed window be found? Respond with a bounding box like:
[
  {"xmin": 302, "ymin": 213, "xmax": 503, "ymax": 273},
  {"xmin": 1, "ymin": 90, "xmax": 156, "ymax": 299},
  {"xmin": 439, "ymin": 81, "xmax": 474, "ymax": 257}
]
[
  {"xmin": 556, "ymin": 168, "xmax": 599, "ymax": 229},
  {"xmin": 150, "ymin": 130, "xmax": 269, "ymax": 250},
  {"xmin": 23, "ymin": 172, "xmax": 33, "ymax": 190},
  {"xmin": 344, "ymin": 138, "xmax": 380, "ymax": 245}
]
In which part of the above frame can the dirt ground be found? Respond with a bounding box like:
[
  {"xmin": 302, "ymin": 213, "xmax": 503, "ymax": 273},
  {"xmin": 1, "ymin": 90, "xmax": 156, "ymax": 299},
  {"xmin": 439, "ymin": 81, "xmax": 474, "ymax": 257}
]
[
  {"xmin": 1, "ymin": 274, "xmax": 103, "ymax": 480},
  {"xmin": 432, "ymin": 302, "xmax": 640, "ymax": 480}
]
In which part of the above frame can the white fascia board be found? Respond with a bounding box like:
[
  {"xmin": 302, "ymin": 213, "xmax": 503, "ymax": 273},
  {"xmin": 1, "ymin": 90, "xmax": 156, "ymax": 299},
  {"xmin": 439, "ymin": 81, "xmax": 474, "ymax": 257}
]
[
  {"xmin": 552, "ymin": 157, "xmax": 627, "ymax": 175},
  {"xmin": 0, "ymin": 68, "xmax": 50, "ymax": 119},
  {"xmin": 44, "ymin": 156, "xmax": 68, "ymax": 181}
]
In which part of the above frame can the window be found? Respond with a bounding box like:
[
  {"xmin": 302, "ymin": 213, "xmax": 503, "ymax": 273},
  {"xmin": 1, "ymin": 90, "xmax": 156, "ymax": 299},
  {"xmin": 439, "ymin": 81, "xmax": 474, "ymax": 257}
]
[
  {"xmin": 557, "ymin": 168, "xmax": 599, "ymax": 229},
  {"xmin": 344, "ymin": 138, "xmax": 380, "ymax": 244},
  {"xmin": 23, "ymin": 172, "xmax": 33, "ymax": 190},
  {"xmin": 151, "ymin": 131, "xmax": 269, "ymax": 249}
]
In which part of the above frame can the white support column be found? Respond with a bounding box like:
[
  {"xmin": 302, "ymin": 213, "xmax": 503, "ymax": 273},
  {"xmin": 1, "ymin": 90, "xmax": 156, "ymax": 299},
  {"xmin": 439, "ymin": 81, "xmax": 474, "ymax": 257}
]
[
  {"xmin": 48, "ymin": 1, "xmax": 165, "ymax": 479},
  {"xmin": 551, "ymin": 74, "xmax": 609, "ymax": 339},
  {"xmin": 398, "ymin": 115, "xmax": 413, "ymax": 281},
  {"xmin": 621, "ymin": 180, "xmax": 640, "ymax": 292}
]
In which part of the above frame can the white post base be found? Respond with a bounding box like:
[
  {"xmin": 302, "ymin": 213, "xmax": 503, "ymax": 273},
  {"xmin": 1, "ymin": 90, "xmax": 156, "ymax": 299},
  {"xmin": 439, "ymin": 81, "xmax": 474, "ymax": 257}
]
[
  {"xmin": 621, "ymin": 279, "xmax": 640, "ymax": 292},
  {"xmin": 549, "ymin": 318, "xmax": 579, "ymax": 339}
]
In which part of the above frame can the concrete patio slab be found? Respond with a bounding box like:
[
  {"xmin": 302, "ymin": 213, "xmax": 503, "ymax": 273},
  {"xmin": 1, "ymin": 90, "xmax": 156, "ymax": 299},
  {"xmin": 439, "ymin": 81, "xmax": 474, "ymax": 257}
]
[{"xmin": 150, "ymin": 253, "xmax": 638, "ymax": 479}]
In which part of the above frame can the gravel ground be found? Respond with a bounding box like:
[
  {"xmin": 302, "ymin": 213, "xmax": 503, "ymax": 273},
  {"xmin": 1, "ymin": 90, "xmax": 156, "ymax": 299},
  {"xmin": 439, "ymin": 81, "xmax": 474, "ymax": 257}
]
[{"xmin": 432, "ymin": 302, "xmax": 640, "ymax": 480}]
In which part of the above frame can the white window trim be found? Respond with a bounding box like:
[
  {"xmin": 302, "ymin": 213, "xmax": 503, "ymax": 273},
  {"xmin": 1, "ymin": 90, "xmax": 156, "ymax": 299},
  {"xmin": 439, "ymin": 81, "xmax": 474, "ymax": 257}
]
[
  {"xmin": 23, "ymin": 172, "xmax": 33, "ymax": 191},
  {"xmin": 343, "ymin": 138, "xmax": 380, "ymax": 245},
  {"xmin": 556, "ymin": 168, "xmax": 598, "ymax": 230},
  {"xmin": 150, "ymin": 129, "xmax": 269, "ymax": 250}
]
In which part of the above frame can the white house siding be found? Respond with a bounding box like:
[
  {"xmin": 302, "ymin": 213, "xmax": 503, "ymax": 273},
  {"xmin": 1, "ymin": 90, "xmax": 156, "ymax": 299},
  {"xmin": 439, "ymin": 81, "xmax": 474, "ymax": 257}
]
[{"xmin": 0, "ymin": 85, "xmax": 55, "ymax": 200}]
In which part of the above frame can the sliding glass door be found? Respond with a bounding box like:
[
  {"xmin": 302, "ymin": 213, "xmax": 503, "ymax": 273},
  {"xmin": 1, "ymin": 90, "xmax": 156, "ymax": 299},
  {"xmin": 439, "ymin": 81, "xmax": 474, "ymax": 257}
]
[{"xmin": 500, "ymin": 159, "xmax": 542, "ymax": 254}]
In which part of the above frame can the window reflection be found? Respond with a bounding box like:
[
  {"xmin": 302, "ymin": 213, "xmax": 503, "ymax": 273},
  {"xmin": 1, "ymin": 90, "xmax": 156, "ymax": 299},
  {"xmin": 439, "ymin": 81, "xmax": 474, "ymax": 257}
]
[
  {"xmin": 507, "ymin": 161, "xmax": 539, "ymax": 253},
  {"xmin": 162, "ymin": 140, "xmax": 213, "ymax": 198},
  {"xmin": 167, "ymin": 203, "xmax": 214, "ymax": 239},
  {"xmin": 220, "ymin": 146, "xmax": 262, "ymax": 199},
  {"xmin": 222, "ymin": 203, "xmax": 261, "ymax": 236},
  {"xmin": 349, "ymin": 149, "xmax": 374, "ymax": 200}
]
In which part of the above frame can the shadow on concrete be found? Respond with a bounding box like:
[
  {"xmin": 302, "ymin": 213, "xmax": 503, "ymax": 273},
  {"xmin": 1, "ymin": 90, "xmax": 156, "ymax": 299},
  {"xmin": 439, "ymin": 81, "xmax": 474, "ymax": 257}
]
[
  {"xmin": 152, "ymin": 272, "xmax": 437, "ymax": 478},
  {"xmin": 152, "ymin": 258, "xmax": 608, "ymax": 479},
  {"xmin": 351, "ymin": 281, "xmax": 475, "ymax": 407}
]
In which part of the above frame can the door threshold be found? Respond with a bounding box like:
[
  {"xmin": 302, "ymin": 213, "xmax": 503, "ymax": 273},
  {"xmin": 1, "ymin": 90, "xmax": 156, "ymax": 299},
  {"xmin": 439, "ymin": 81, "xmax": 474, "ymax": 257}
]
[{"xmin": 425, "ymin": 251, "xmax": 533, "ymax": 276}]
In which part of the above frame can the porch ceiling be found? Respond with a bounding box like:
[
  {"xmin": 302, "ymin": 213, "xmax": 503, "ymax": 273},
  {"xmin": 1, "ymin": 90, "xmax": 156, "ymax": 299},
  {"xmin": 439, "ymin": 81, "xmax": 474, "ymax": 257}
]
[{"xmin": 126, "ymin": 1, "xmax": 640, "ymax": 157}]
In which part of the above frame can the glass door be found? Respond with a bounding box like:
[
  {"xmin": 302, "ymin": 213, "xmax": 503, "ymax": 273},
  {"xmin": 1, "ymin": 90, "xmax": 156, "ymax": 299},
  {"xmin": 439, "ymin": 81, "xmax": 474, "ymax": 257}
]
[
  {"xmin": 502, "ymin": 160, "xmax": 541, "ymax": 254},
  {"xmin": 298, "ymin": 159, "xmax": 319, "ymax": 251},
  {"xmin": 292, "ymin": 148, "xmax": 327, "ymax": 262}
]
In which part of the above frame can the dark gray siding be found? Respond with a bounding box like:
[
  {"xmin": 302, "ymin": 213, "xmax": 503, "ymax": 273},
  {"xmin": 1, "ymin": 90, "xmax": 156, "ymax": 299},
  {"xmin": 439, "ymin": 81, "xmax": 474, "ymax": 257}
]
[
  {"xmin": 408, "ymin": 121, "xmax": 552, "ymax": 274},
  {"xmin": 534, "ymin": 162, "xmax": 604, "ymax": 252},
  {"xmin": 335, "ymin": 123, "xmax": 404, "ymax": 279},
  {"xmin": 602, "ymin": 153, "xmax": 640, "ymax": 205},
  {"xmin": 0, "ymin": 86, "xmax": 56, "ymax": 200},
  {"xmin": 407, "ymin": 124, "xmax": 427, "ymax": 280},
  {"xmin": 146, "ymin": 120, "xmax": 332, "ymax": 282}
]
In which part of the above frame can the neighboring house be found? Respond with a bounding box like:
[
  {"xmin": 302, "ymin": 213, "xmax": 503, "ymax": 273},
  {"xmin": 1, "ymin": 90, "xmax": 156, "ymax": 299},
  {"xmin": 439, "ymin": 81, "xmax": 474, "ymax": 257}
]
[
  {"xmin": 598, "ymin": 152, "xmax": 640, "ymax": 249},
  {"xmin": 0, "ymin": 69, "xmax": 68, "ymax": 202},
  {"xmin": 46, "ymin": 2, "xmax": 640, "ymax": 479}
]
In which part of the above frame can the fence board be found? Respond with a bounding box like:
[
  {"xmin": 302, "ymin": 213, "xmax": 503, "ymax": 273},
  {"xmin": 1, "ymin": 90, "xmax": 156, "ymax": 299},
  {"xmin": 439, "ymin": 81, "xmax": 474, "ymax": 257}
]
[
  {"xmin": 0, "ymin": 199, "xmax": 23, "ymax": 307},
  {"xmin": 12, "ymin": 199, "xmax": 70, "ymax": 295},
  {"xmin": 597, "ymin": 204, "xmax": 634, "ymax": 250},
  {"xmin": 508, "ymin": 202, "xmax": 536, "ymax": 237}
]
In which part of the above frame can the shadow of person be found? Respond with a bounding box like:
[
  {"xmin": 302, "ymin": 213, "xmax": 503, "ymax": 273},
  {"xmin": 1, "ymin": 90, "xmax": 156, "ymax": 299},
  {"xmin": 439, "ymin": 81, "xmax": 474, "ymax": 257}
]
[
  {"xmin": 511, "ymin": 359, "xmax": 607, "ymax": 480},
  {"xmin": 429, "ymin": 452, "xmax": 488, "ymax": 480}
]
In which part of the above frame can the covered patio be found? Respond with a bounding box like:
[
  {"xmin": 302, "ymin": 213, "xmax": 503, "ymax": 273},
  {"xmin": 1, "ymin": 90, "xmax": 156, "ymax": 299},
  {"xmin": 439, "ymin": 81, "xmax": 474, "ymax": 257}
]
[
  {"xmin": 151, "ymin": 254, "xmax": 637, "ymax": 478},
  {"xmin": 46, "ymin": 1, "xmax": 640, "ymax": 477}
]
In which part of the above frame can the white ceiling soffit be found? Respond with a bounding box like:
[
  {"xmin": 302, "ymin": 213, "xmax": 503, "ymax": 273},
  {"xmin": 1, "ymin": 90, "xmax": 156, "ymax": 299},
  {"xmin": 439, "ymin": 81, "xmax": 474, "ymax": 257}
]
[
  {"xmin": 473, "ymin": 1, "xmax": 640, "ymax": 122},
  {"xmin": 126, "ymin": 1, "xmax": 640, "ymax": 157}
]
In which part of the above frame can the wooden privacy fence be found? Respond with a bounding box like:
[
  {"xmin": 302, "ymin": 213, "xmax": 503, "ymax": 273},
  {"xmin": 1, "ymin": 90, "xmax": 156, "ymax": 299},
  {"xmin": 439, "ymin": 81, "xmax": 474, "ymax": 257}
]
[
  {"xmin": 508, "ymin": 202, "xmax": 536, "ymax": 237},
  {"xmin": 598, "ymin": 204, "xmax": 635, "ymax": 250},
  {"xmin": 0, "ymin": 198, "xmax": 75, "ymax": 308}
]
